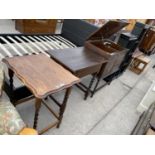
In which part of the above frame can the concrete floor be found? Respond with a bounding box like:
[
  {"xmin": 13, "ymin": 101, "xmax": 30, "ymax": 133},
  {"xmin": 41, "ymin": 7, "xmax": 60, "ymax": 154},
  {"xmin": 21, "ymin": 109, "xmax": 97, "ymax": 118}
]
[{"xmin": 0, "ymin": 19, "xmax": 155, "ymax": 135}]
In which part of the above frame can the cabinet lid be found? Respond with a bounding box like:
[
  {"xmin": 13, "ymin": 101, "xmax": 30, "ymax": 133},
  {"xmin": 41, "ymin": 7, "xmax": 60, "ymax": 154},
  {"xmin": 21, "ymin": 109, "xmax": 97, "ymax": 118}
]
[{"xmin": 87, "ymin": 20, "xmax": 129, "ymax": 41}]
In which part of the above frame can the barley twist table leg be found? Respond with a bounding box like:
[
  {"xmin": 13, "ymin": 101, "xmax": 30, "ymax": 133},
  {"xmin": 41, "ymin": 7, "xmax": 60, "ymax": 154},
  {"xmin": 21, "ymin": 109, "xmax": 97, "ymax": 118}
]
[
  {"xmin": 91, "ymin": 73, "xmax": 103, "ymax": 98},
  {"xmin": 33, "ymin": 98, "xmax": 42, "ymax": 129},
  {"xmin": 57, "ymin": 87, "xmax": 72, "ymax": 128},
  {"xmin": 84, "ymin": 73, "xmax": 96, "ymax": 100},
  {"xmin": 8, "ymin": 69, "xmax": 14, "ymax": 90},
  {"xmin": 8, "ymin": 69, "xmax": 15, "ymax": 103}
]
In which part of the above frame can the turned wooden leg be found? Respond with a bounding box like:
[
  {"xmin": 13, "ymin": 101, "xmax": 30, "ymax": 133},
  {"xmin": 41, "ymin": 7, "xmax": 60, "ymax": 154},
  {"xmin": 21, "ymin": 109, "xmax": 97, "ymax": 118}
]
[
  {"xmin": 84, "ymin": 73, "xmax": 96, "ymax": 100},
  {"xmin": 33, "ymin": 98, "xmax": 42, "ymax": 129},
  {"xmin": 8, "ymin": 69, "xmax": 15, "ymax": 103},
  {"xmin": 91, "ymin": 76, "xmax": 102, "ymax": 98},
  {"xmin": 8, "ymin": 69, "xmax": 14, "ymax": 91},
  {"xmin": 57, "ymin": 87, "xmax": 72, "ymax": 128}
]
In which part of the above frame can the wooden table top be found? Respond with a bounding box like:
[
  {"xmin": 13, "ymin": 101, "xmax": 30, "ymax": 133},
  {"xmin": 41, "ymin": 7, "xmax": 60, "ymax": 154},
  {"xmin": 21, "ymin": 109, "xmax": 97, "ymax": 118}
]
[
  {"xmin": 3, "ymin": 54, "xmax": 79, "ymax": 98},
  {"xmin": 47, "ymin": 47, "xmax": 107, "ymax": 77}
]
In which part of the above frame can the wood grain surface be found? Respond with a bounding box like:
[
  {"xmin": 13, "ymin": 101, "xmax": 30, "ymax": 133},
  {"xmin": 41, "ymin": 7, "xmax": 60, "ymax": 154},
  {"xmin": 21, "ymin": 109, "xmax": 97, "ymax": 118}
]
[
  {"xmin": 47, "ymin": 47, "xmax": 107, "ymax": 77},
  {"xmin": 3, "ymin": 54, "xmax": 79, "ymax": 98}
]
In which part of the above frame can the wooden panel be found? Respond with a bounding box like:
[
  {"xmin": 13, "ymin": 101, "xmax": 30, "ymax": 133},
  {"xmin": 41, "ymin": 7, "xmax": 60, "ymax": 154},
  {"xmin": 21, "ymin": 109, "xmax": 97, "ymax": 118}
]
[
  {"xmin": 15, "ymin": 19, "xmax": 57, "ymax": 34},
  {"xmin": 24, "ymin": 27, "xmax": 56, "ymax": 34},
  {"xmin": 3, "ymin": 54, "xmax": 79, "ymax": 98}
]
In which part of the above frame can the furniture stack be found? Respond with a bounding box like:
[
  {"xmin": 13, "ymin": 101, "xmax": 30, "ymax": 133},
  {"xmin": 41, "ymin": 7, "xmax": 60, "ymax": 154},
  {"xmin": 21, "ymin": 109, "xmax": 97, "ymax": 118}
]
[
  {"xmin": 118, "ymin": 21, "xmax": 155, "ymax": 57},
  {"xmin": 0, "ymin": 20, "xmax": 131, "ymax": 101},
  {"xmin": 116, "ymin": 22, "xmax": 146, "ymax": 75},
  {"xmin": 48, "ymin": 20, "xmax": 129, "ymax": 97},
  {"xmin": 118, "ymin": 22, "xmax": 150, "ymax": 53},
  {"xmin": 0, "ymin": 19, "xmax": 137, "ymax": 134},
  {"xmin": 118, "ymin": 22, "xmax": 155, "ymax": 75}
]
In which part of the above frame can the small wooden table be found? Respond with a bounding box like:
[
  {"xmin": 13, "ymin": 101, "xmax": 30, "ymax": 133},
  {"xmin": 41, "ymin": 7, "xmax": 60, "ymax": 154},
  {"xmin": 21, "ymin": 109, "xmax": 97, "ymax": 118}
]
[
  {"xmin": 47, "ymin": 47, "xmax": 107, "ymax": 99},
  {"xmin": 3, "ymin": 54, "xmax": 79, "ymax": 134}
]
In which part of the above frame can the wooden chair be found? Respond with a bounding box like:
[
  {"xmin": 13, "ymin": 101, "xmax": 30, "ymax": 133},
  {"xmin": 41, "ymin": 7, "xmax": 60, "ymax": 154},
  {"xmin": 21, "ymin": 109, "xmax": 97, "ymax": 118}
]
[{"xmin": 0, "ymin": 65, "xmax": 37, "ymax": 135}]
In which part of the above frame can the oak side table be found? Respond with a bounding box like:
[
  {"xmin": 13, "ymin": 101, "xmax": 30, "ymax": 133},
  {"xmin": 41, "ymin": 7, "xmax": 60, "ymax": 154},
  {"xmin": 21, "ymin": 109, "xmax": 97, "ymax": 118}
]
[{"xmin": 3, "ymin": 54, "xmax": 79, "ymax": 134}]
